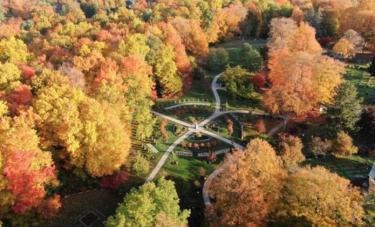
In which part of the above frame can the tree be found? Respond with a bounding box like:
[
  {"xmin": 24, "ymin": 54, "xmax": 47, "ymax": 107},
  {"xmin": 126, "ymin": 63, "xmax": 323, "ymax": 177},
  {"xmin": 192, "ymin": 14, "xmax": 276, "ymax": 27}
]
[
  {"xmin": 332, "ymin": 131, "xmax": 358, "ymax": 156},
  {"xmin": 0, "ymin": 112, "xmax": 59, "ymax": 221},
  {"xmin": 267, "ymin": 18, "xmax": 322, "ymax": 57},
  {"xmin": 333, "ymin": 38, "xmax": 355, "ymax": 59},
  {"xmin": 0, "ymin": 61, "xmax": 22, "ymax": 95},
  {"xmin": 158, "ymin": 22, "xmax": 193, "ymax": 88},
  {"xmin": 146, "ymin": 37, "xmax": 182, "ymax": 97},
  {"xmin": 118, "ymin": 33, "xmax": 150, "ymax": 59},
  {"xmin": 222, "ymin": 66, "xmax": 255, "ymax": 99},
  {"xmin": 131, "ymin": 153, "xmax": 150, "ymax": 177},
  {"xmin": 327, "ymin": 82, "xmax": 362, "ymax": 134},
  {"xmin": 310, "ymin": 137, "xmax": 332, "ymax": 158},
  {"xmin": 264, "ymin": 49, "xmax": 343, "ymax": 117},
  {"xmin": 207, "ymin": 48, "xmax": 229, "ymax": 72},
  {"xmin": 370, "ymin": 55, "xmax": 375, "ymax": 76},
  {"xmin": 208, "ymin": 139, "xmax": 286, "ymax": 226},
  {"xmin": 359, "ymin": 105, "xmax": 375, "ymax": 144},
  {"xmin": 33, "ymin": 77, "xmax": 131, "ymax": 177},
  {"xmin": 333, "ymin": 30, "xmax": 365, "ymax": 59},
  {"xmin": 238, "ymin": 43, "xmax": 263, "ymax": 71},
  {"xmin": 120, "ymin": 55, "xmax": 155, "ymax": 140},
  {"xmin": 106, "ymin": 178, "xmax": 190, "ymax": 227},
  {"xmin": 278, "ymin": 134, "xmax": 305, "ymax": 169},
  {"xmin": 172, "ymin": 17, "xmax": 209, "ymax": 57},
  {"xmin": 276, "ymin": 167, "xmax": 364, "ymax": 226},
  {"xmin": 0, "ymin": 37, "xmax": 29, "ymax": 64}
]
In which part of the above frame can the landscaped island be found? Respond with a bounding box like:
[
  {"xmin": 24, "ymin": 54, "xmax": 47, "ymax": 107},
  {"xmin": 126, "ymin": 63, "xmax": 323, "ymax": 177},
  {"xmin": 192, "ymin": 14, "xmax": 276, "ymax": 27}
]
[{"xmin": 0, "ymin": 1, "xmax": 374, "ymax": 227}]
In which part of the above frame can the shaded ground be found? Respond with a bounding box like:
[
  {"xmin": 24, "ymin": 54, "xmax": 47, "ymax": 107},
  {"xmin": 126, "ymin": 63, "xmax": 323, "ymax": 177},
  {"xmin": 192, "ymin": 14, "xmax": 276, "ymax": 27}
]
[
  {"xmin": 163, "ymin": 156, "xmax": 220, "ymax": 227},
  {"xmin": 212, "ymin": 39, "xmax": 267, "ymax": 49},
  {"xmin": 37, "ymin": 190, "xmax": 121, "ymax": 227},
  {"xmin": 304, "ymin": 155, "xmax": 374, "ymax": 182}
]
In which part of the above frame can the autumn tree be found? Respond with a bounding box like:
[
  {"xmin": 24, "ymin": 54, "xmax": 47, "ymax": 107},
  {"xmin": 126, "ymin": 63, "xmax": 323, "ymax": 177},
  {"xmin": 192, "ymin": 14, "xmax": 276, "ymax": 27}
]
[
  {"xmin": 0, "ymin": 111, "xmax": 59, "ymax": 223},
  {"xmin": 332, "ymin": 131, "xmax": 358, "ymax": 156},
  {"xmin": 33, "ymin": 72, "xmax": 131, "ymax": 177},
  {"xmin": 264, "ymin": 50, "xmax": 343, "ymax": 117},
  {"xmin": 333, "ymin": 30, "xmax": 365, "ymax": 58},
  {"xmin": 146, "ymin": 36, "xmax": 182, "ymax": 97},
  {"xmin": 327, "ymin": 82, "xmax": 362, "ymax": 134},
  {"xmin": 157, "ymin": 22, "xmax": 193, "ymax": 89},
  {"xmin": 118, "ymin": 33, "xmax": 150, "ymax": 59},
  {"xmin": 208, "ymin": 139, "xmax": 286, "ymax": 226},
  {"xmin": 0, "ymin": 36, "xmax": 29, "ymax": 64},
  {"xmin": 106, "ymin": 178, "xmax": 190, "ymax": 227},
  {"xmin": 333, "ymin": 38, "xmax": 355, "ymax": 59},
  {"xmin": 172, "ymin": 17, "xmax": 209, "ymax": 57},
  {"xmin": 268, "ymin": 18, "xmax": 322, "ymax": 56},
  {"xmin": 120, "ymin": 55, "xmax": 155, "ymax": 140},
  {"xmin": 278, "ymin": 134, "xmax": 305, "ymax": 169},
  {"xmin": 309, "ymin": 136, "xmax": 332, "ymax": 157},
  {"xmin": 276, "ymin": 167, "xmax": 364, "ymax": 226},
  {"xmin": 0, "ymin": 62, "xmax": 22, "ymax": 92}
]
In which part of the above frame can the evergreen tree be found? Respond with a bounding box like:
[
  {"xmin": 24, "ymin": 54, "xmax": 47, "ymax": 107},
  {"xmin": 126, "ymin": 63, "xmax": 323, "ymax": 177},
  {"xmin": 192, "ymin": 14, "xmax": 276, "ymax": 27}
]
[{"xmin": 327, "ymin": 82, "xmax": 362, "ymax": 134}]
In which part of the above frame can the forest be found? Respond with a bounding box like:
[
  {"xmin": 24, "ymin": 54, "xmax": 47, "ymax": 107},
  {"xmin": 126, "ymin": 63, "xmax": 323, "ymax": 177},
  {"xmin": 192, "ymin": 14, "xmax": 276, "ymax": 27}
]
[{"xmin": 0, "ymin": 0, "xmax": 374, "ymax": 226}]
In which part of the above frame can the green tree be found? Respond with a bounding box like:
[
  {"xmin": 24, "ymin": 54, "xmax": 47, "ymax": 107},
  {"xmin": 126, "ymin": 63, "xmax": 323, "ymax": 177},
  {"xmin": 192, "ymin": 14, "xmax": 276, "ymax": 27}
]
[
  {"xmin": 238, "ymin": 43, "xmax": 263, "ymax": 71},
  {"xmin": 106, "ymin": 178, "xmax": 190, "ymax": 227},
  {"xmin": 207, "ymin": 48, "xmax": 229, "ymax": 72},
  {"xmin": 222, "ymin": 66, "xmax": 255, "ymax": 99},
  {"xmin": 327, "ymin": 82, "xmax": 362, "ymax": 134}
]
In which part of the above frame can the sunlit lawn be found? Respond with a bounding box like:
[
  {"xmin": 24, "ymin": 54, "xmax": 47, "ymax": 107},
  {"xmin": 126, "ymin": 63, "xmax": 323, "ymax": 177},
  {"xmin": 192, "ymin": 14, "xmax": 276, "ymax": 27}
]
[{"xmin": 345, "ymin": 63, "xmax": 375, "ymax": 104}]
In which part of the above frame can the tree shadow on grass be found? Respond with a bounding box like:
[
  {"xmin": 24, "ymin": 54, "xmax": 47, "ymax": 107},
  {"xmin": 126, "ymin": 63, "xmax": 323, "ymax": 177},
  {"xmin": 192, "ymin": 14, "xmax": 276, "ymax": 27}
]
[{"xmin": 303, "ymin": 155, "xmax": 373, "ymax": 184}]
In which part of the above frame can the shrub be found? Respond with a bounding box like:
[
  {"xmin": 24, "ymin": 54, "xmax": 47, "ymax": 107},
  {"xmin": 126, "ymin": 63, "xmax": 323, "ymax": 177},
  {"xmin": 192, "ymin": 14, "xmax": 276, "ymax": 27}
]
[
  {"xmin": 238, "ymin": 43, "xmax": 263, "ymax": 71},
  {"xmin": 207, "ymin": 48, "xmax": 229, "ymax": 72},
  {"xmin": 332, "ymin": 131, "xmax": 358, "ymax": 156},
  {"xmin": 310, "ymin": 137, "xmax": 332, "ymax": 157},
  {"xmin": 131, "ymin": 154, "xmax": 150, "ymax": 177}
]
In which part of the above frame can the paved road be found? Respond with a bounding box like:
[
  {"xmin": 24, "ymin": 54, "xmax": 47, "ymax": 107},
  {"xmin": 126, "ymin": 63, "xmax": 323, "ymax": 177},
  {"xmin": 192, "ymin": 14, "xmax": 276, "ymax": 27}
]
[
  {"xmin": 151, "ymin": 110, "xmax": 194, "ymax": 128},
  {"xmin": 164, "ymin": 102, "xmax": 211, "ymax": 110},
  {"xmin": 146, "ymin": 130, "xmax": 193, "ymax": 182}
]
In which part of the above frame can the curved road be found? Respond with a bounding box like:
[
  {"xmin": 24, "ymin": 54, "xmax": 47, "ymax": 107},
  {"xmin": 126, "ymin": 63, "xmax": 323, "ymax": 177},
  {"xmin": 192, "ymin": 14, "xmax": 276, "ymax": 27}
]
[{"xmin": 147, "ymin": 73, "xmax": 230, "ymax": 182}]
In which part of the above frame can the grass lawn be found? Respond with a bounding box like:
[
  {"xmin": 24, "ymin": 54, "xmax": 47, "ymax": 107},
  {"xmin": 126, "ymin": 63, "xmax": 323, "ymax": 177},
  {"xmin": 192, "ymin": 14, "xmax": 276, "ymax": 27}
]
[
  {"xmin": 212, "ymin": 39, "xmax": 267, "ymax": 49},
  {"xmin": 218, "ymin": 89, "xmax": 262, "ymax": 110},
  {"xmin": 345, "ymin": 63, "xmax": 375, "ymax": 104},
  {"xmin": 161, "ymin": 155, "xmax": 221, "ymax": 227},
  {"xmin": 162, "ymin": 156, "xmax": 219, "ymax": 181},
  {"xmin": 304, "ymin": 155, "xmax": 374, "ymax": 181}
]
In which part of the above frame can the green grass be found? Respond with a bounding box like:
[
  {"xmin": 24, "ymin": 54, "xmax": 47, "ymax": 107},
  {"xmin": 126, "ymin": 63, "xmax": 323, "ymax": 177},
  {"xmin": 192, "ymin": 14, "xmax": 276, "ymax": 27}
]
[
  {"xmin": 212, "ymin": 39, "xmax": 267, "ymax": 49},
  {"xmin": 163, "ymin": 156, "xmax": 218, "ymax": 181},
  {"xmin": 345, "ymin": 63, "xmax": 375, "ymax": 104},
  {"xmin": 303, "ymin": 155, "xmax": 374, "ymax": 180},
  {"xmin": 218, "ymin": 89, "xmax": 262, "ymax": 110}
]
